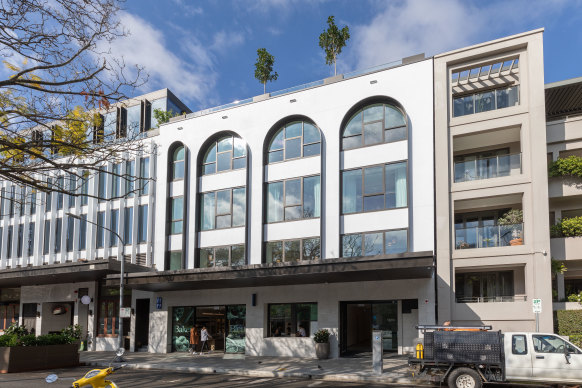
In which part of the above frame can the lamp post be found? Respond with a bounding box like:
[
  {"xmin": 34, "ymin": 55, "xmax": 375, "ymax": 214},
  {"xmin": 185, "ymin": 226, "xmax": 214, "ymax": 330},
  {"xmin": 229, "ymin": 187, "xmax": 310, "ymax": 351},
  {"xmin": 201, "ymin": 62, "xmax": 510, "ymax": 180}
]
[{"xmin": 67, "ymin": 212, "xmax": 125, "ymax": 350}]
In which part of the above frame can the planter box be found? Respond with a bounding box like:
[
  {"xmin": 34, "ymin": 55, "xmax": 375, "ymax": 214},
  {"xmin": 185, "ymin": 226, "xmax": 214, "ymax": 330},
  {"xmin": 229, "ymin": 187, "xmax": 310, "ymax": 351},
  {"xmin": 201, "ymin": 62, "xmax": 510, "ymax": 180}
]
[
  {"xmin": 550, "ymin": 236, "xmax": 582, "ymax": 261},
  {"xmin": 0, "ymin": 344, "xmax": 79, "ymax": 373}
]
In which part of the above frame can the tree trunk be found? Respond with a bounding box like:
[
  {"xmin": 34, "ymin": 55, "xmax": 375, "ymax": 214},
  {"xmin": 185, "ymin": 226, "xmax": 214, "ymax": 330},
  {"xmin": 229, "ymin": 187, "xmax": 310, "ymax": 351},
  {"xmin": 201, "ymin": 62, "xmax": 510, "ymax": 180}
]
[{"xmin": 263, "ymin": 82, "xmax": 266, "ymax": 94}]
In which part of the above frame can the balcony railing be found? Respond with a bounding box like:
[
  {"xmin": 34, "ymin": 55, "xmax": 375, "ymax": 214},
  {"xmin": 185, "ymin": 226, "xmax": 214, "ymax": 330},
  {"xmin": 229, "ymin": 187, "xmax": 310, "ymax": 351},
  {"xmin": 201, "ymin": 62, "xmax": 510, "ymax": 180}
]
[
  {"xmin": 456, "ymin": 295, "xmax": 527, "ymax": 303},
  {"xmin": 455, "ymin": 223, "xmax": 523, "ymax": 249},
  {"xmin": 454, "ymin": 153, "xmax": 521, "ymax": 183}
]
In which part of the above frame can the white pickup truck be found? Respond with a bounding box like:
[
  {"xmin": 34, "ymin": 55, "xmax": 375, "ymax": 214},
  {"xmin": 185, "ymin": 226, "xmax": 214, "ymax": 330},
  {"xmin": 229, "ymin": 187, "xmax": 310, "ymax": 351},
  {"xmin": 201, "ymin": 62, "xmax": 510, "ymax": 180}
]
[{"xmin": 409, "ymin": 326, "xmax": 582, "ymax": 387}]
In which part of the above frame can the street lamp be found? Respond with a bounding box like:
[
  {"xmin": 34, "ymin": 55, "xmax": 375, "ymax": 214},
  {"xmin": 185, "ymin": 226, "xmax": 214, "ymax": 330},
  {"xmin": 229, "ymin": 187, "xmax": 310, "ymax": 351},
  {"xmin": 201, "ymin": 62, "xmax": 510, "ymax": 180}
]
[{"xmin": 66, "ymin": 212, "xmax": 125, "ymax": 350}]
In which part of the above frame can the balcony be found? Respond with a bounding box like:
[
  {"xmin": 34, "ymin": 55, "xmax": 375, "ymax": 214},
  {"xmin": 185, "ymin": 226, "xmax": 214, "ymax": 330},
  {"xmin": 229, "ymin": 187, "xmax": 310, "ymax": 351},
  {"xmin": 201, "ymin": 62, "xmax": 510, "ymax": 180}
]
[
  {"xmin": 455, "ymin": 223, "xmax": 523, "ymax": 249},
  {"xmin": 454, "ymin": 153, "xmax": 521, "ymax": 183},
  {"xmin": 550, "ymin": 236, "xmax": 582, "ymax": 261},
  {"xmin": 548, "ymin": 176, "xmax": 582, "ymax": 198},
  {"xmin": 456, "ymin": 295, "xmax": 527, "ymax": 303}
]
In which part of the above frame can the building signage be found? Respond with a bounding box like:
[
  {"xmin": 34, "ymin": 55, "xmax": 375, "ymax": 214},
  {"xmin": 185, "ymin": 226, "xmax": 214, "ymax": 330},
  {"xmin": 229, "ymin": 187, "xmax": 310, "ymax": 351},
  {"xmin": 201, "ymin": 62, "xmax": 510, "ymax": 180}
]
[
  {"xmin": 120, "ymin": 307, "xmax": 132, "ymax": 318},
  {"xmin": 532, "ymin": 298, "xmax": 542, "ymax": 314}
]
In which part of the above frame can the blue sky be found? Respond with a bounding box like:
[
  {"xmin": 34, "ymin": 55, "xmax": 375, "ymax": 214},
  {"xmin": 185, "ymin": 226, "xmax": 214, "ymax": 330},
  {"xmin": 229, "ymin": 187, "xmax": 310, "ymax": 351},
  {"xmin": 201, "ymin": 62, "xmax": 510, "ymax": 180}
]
[{"xmin": 117, "ymin": 0, "xmax": 582, "ymax": 112}]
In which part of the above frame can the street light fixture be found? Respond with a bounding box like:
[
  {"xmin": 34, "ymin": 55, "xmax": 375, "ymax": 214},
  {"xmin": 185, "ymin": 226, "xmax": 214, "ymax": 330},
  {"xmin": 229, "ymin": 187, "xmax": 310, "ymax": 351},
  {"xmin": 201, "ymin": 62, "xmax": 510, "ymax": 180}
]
[{"xmin": 66, "ymin": 212, "xmax": 126, "ymax": 350}]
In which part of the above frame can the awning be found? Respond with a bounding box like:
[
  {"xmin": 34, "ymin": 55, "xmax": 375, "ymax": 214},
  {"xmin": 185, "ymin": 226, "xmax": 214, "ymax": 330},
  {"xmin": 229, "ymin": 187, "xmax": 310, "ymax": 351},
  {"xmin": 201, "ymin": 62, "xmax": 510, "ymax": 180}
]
[
  {"xmin": 545, "ymin": 76, "xmax": 582, "ymax": 119},
  {"xmin": 0, "ymin": 259, "xmax": 153, "ymax": 288},
  {"xmin": 105, "ymin": 251, "xmax": 434, "ymax": 292}
]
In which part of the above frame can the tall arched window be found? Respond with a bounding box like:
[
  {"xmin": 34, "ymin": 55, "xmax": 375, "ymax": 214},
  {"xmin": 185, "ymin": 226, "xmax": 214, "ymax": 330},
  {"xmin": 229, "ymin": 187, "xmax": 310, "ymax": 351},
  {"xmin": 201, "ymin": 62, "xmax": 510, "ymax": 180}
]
[
  {"xmin": 172, "ymin": 146, "xmax": 185, "ymax": 180},
  {"xmin": 342, "ymin": 103, "xmax": 407, "ymax": 150},
  {"xmin": 267, "ymin": 121, "xmax": 320, "ymax": 163},
  {"xmin": 202, "ymin": 135, "xmax": 246, "ymax": 175}
]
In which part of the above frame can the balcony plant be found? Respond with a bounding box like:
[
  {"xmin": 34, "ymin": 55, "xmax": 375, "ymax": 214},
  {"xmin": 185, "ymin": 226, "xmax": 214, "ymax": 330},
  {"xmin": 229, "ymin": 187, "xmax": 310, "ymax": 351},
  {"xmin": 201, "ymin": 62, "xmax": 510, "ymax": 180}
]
[
  {"xmin": 549, "ymin": 155, "xmax": 582, "ymax": 179},
  {"xmin": 550, "ymin": 216, "xmax": 582, "ymax": 238},
  {"xmin": 313, "ymin": 328, "xmax": 330, "ymax": 359},
  {"xmin": 497, "ymin": 209, "xmax": 523, "ymax": 245},
  {"xmin": 456, "ymin": 241, "xmax": 470, "ymax": 249}
]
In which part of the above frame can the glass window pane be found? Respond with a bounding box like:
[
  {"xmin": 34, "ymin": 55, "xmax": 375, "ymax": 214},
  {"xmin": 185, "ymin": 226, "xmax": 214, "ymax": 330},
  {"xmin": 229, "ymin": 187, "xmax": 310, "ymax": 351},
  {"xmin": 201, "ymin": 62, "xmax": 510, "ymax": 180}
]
[
  {"xmin": 303, "ymin": 176, "xmax": 320, "ymax": 218},
  {"xmin": 303, "ymin": 143, "xmax": 320, "ymax": 157},
  {"xmin": 172, "ymin": 197, "xmax": 183, "ymax": 220},
  {"xmin": 173, "ymin": 160, "xmax": 184, "ymax": 180},
  {"xmin": 284, "ymin": 138, "xmax": 301, "ymax": 159},
  {"xmin": 203, "ymin": 163, "xmax": 215, "ymax": 175},
  {"xmin": 266, "ymin": 241, "xmax": 283, "ymax": 264},
  {"xmin": 385, "ymin": 105, "xmax": 406, "ymax": 128},
  {"xmin": 496, "ymin": 86, "xmax": 519, "ymax": 109},
  {"xmin": 363, "ymin": 194, "xmax": 384, "ymax": 211},
  {"xmin": 201, "ymin": 192, "xmax": 215, "ymax": 230},
  {"xmin": 216, "ymin": 190, "xmax": 231, "ymax": 215},
  {"xmin": 174, "ymin": 146, "xmax": 185, "ymax": 162},
  {"xmin": 385, "ymin": 162, "xmax": 407, "ymax": 208},
  {"xmin": 217, "ymin": 151, "xmax": 232, "ymax": 172},
  {"xmin": 342, "ymin": 169, "xmax": 362, "ymax": 214},
  {"xmin": 344, "ymin": 111, "xmax": 362, "ymax": 137},
  {"xmin": 232, "ymin": 188, "xmax": 246, "ymax": 227},
  {"xmin": 171, "ymin": 220, "xmax": 183, "ymax": 235},
  {"xmin": 303, "ymin": 123, "xmax": 320, "ymax": 144},
  {"xmin": 342, "ymin": 234, "xmax": 361, "ymax": 257},
  {"xmin": 284, "ymin": 205, "xmax": 302, "ymax": 221},
  {"xmin": 364, "ymin": 122, "xmax": 383, "ymax": 145},
  {"xmin": 342, "ymin": 135, "xmax": 361, "ymax": 150},
  {"xmin": 233, "ymin": 137, "xmax": 246, "ymax": 157},
  {"xmin": 269, "ymin": 129, "xmax": 284, "ymax": 151},
  {"xmin": 216, "ymin": 214, "xmax": 232, "ymax": 229},
  {"xmin": 363, "ymin": 104, "xmax": 383, "ymax": 122},
  {"xmin": 385, "ymin": 230, "xmax": 408, "ymax": 254},
  {"xmin": 453, "ymin": 95, "xmax": 474, "ymax": 117},
  {"xmin": 200, "ymin": 248, "xmax": 213, "ymax": 268},
  {"xmin": 267, "ymin": 182, "xmax": 283, "ymax": 223},
  {"xmin": 167, "ymin": 251, "xmax": 182, "ymax": 270},
  {"xmin": 138, "ymin": 205, "xmax": 148, "ymax": 242},
  {"xmin": 269, "ymin": 150, "xmax": 283, "ymax": 163},
  {"xmin": 233, "ymin": 156, "xmax": 246, "ymax": 170},
  {"xmin": 475, "ymin": 90, "xmax": 495, "ymax": 113},
  {"xmin": 302, "ymin": 238, "xmax": 320, "ymax": 260},
  {"xmin": 215, "ymin": 247, "xmax": 229, "ymax": 267},
  {"xmin": 285, "ymin": 122, "xmax": 302, "ymax": 138},
  {"xmin": 284, "ymin": 240, "xmax": 300, "ymax": 262},
  {"xmin": 217, "ymin": 137, "xmax": 232, "ymax": 153},
  {"xmin": 285, "ymin": 179, "xmax": 301, "ymax": 206},
  {"xmin": 203, "ymin": 144, "xmax": 216, "ymax": 163},
  {"xmin": 364, "ymin": 166, "xmax": 384, "ymax": 194},
  {"xmin": 231, "ymin": 245, "xmax": 245, "ymax": 266},
  {"xmin": 364, "ymin": 233, "xmax": 383, "ymax": 256},
  {"xmin": 126, "ymin": 104, "xmax": 141, "ymax": 137},
  {"xmin": 385, "ymin": 126, "xmax": 407, "ymax": 143}
]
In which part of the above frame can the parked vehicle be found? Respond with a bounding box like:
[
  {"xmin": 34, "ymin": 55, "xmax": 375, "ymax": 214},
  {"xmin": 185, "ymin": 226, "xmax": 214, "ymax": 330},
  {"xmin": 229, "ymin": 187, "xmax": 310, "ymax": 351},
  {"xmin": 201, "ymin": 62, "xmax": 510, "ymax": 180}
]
[
  {"xmin": 46, "ymin": 348, "xmax": 126, "ymax": 388},
  {"xmin": 409, "ymin": 325, "xmax": 582, "ymax": 388}
]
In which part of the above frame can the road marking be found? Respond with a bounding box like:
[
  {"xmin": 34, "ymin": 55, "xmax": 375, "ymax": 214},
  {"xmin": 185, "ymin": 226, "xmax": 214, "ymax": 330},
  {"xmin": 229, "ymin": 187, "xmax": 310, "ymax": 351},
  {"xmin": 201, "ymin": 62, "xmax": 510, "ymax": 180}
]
[{"xmin": 308, "ymin": 382, "xmax": 323, "ymax": 387}]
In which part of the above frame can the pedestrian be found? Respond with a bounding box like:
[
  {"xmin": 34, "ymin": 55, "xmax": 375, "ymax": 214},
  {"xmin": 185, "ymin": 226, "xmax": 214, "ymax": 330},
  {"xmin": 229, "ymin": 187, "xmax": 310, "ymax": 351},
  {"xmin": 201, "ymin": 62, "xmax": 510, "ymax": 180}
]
[
  {"xmin": 297, "ymin": 325, "xmax": 306, "ymax": 337},
  {"xmin": 189, "ymin": 325, "xmax": 200, "ymax": 355},
  {"xmin": 200, "ymin": 326, "xmax": 212, "ymax": 354}
]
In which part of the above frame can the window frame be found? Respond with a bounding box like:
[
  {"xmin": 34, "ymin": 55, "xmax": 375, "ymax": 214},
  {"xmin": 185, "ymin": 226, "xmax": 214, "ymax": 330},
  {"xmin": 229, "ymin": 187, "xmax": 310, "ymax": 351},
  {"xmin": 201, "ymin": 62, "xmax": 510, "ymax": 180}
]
[
  {"xmin": 452, "ymin": 84, "xmax": 520, "ymax": 118},
  {"xmin": 341, "ymin": 161, "xmax": 408, "ymax": 215},
  {"xmin": 267, "ymin": 302, "xmax": 317, "ymax": 338},
  {"xmin": 341, "ymin": 228, "xmax": 408, "ymax": 258},
  {"xmin": 265, "ymin": 175, "xmax": 321, "ymax": 224},
  {"xmin": 511, "ymin": 334, "xmax": 528, "ymax": 355},
  {"xmin": 197, "ymin": 244, "xmax": 246, "ymax": 268},
  {"xmin": 267, "ymin": 121, "xmax": 321, "ymax": 164},
  {"xmin": 341, "ymin": 103, "xmax": 407, "ymax": 151},
  {"xmin": 264, "ymin": 237, "xmax": 321, "ymax": 263},
  {"xmin": 202, "ymin": 135, "xmax": 247, "ymax": 176},
  {"xmin": 199, "ymin": 186, "xmax": 246, "ymax": 231}
]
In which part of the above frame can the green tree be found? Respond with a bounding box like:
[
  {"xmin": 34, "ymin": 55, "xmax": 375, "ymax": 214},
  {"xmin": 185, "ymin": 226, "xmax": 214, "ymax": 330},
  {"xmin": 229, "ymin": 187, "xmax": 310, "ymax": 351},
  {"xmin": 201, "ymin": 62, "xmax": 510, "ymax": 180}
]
[
  {"xmin": 254, "ymin": 48, "xmax": 278, "ymax": 94},
  {"xmin": 318, "ymin": 16, "xmax": 350, "ymax": 76}
]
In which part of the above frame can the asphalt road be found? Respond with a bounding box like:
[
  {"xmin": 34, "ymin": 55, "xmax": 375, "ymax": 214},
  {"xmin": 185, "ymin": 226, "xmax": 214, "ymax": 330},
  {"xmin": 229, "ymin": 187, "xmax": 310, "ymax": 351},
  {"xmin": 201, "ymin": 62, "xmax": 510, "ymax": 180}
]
[{"xmin": 0, "ymin": 367, "xmax": 413, "ymax": 388}]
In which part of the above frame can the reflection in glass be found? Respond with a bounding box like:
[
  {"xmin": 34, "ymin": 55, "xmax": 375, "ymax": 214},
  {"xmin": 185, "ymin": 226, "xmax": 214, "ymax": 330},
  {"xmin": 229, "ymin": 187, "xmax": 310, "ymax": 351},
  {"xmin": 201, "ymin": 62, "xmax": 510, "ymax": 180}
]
[
  {"xmin": 303, "ymin": 176, "xmax": 320, "ymax": 218},
  {"xmin": 364, "ymin": 122, "xmax": 383, "ymax": 145},
  {"xmin": 385, "ymin": 162, "xmax": 407, "ymax": 208},
  {"xmin": 266, "ymin": 241, "xmax": 283, "ymax": 263},
  {"xmin": 231, "ymin": 245, "xmax": 245, "ymax": 266},
  {"xmin": 217, "ymin": 151, "xmax": 232, "ymax": 172},
  {"xmin": 215, "ymin": 247, "xmax": 229, "ymax": 267},
  {"xmin": 342, "ymin": 169, "xmax": 362, "ymax": 214},
  {"xmin": 385, "ymin": 230, "xmax": 407, "ymax": 254},
  {"xmin": 364, "ymin": 233, "xmax": 383, "ymax": 256},
  {"xmin": 232, "ymin": 188, "xmax": 246, "ymax": 227},
  {"xmin": 284, "ymin": 240, "xmax": 301, "ymax": 262},
  {"xmin": 267, "ymin": 182, "xmax": 284, "ymax": 222},
  {"xmin": 285, "ymin": 179, "xmax": 301, "ymax": 205},
  {"xmin": 302, "ymin": 238, "xmax": 320, "ymax": 260},
  {"xmin": 342, "ymin": 234, "xmax": 362, "ymax": 257},
  {"xmin": 201, "ymin": 192, "xmax": 215, "ymax": 230},
  {"xmin": 284, "ymin": 138, "xmax": 301, "ymax": 159}
]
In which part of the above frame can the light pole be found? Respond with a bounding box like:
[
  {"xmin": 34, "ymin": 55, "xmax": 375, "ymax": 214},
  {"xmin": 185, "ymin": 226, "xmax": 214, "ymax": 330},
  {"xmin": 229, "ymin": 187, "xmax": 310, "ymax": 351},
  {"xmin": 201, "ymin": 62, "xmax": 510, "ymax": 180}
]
[{"xmin": 67, "ymin": 212, "xmax": 125, "ymax": 350}]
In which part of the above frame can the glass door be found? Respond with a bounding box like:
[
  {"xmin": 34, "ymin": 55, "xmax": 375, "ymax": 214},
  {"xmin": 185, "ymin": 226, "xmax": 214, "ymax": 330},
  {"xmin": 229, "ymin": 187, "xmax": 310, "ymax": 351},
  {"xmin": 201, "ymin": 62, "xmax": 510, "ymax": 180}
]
[{"xmin": 225, "ymin": 305, "xmax": 246, "ymax": 353}]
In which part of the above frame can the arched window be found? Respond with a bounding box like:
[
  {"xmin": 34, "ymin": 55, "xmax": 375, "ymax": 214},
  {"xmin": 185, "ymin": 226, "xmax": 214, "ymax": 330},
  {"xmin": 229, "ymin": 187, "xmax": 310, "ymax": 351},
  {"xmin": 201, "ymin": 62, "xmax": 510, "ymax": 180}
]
[
  {"xmin": 267, "ymin": 121, "xmax": 320, "ymax": 163},
  {"xmin": 202, "ymin": 135, "xmax": 246, "ymax": 175},
  {"xmin": 172, "ymin": 146, "xmax": 185, "ymax": 180},
  {"xmin": 342, "ymin": 103, "xmax": 406, "ymax": 150}
]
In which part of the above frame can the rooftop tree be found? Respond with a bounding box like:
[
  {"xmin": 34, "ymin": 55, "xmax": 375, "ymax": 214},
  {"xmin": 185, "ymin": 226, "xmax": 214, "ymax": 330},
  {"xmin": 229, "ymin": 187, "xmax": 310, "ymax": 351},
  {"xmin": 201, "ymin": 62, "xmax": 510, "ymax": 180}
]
[
  {"xmin": 318, "ymin": 15, "xmax": 350, "ymax": 76},
  {"xmin": 0, "ymin": 0, "xmax": 148, "ymax": 201},
  {"xmin": 254, "ymin": 48, "xmax": 278, "ymax": 94}
]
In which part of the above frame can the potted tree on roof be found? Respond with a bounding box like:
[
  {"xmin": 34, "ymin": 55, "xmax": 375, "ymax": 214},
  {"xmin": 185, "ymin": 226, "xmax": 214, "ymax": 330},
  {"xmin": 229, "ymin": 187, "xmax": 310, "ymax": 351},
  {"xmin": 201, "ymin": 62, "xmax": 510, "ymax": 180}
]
[
  {"xmin": 497, "ymin": 209, "xmax": 523, "ymax": 246},
  {"xmin": 313, "ymin": 328, "xmax": 330, "ymax": 359}
]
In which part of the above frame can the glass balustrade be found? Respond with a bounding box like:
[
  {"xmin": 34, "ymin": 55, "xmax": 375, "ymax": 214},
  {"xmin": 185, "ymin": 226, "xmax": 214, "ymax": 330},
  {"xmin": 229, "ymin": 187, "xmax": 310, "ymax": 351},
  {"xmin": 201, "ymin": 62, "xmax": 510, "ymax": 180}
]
[
  {"xmin": 454, "ymin": 153, "xmax": 521, "ymax": 182},
  {"xmin": 455, "ymin": 223, "xmax": 523, "ymax": 249}
]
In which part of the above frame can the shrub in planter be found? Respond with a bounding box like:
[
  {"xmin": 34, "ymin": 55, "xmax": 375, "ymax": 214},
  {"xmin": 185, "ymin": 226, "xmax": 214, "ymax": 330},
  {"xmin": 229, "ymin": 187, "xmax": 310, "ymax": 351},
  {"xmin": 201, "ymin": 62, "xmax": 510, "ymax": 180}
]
[
  {"xmin": 313, "ymin": 329, "xmax": 330, "ymax": 343},
  {"xmin": 551, "ymin": 216, "xmax": 582, "ymax": 238},
  {"xmin": 498, "ymin": 209, "xmax": 523, "ymax": 244},
  {"xmin": 549, "ymin": 156, "xmax": 582, "ymax": 179},
  {"xmin": 313, "ymin": 329, "xmax": 330, "ymax": 360}
]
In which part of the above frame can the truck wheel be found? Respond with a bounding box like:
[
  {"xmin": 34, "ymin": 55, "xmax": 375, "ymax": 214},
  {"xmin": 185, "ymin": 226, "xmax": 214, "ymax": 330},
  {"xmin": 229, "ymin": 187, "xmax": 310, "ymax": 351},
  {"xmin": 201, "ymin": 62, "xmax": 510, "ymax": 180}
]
[{"xmin": 447, "ymin": 367, "xmax": 482, "ymax": 388}]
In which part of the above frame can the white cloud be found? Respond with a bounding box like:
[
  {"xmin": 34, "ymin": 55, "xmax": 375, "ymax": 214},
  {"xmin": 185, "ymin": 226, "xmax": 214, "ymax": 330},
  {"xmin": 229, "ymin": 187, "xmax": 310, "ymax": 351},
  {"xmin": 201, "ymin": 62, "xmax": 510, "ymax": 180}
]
[
  {"xmin": 343, "ymin": 0, "xmax": 568, "ymax": 72},
  {"xmin": 171, "ymin": 0, "xmax": 203, "ymax": 16}
]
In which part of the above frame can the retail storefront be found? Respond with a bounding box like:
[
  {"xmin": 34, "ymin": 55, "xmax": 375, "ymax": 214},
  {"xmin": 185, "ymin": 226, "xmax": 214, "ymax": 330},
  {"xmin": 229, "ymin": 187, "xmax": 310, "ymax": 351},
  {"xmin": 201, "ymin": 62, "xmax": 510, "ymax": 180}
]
[{"xmin": 0, "ymin": 288, "xmax": 20, "ymax": 333}]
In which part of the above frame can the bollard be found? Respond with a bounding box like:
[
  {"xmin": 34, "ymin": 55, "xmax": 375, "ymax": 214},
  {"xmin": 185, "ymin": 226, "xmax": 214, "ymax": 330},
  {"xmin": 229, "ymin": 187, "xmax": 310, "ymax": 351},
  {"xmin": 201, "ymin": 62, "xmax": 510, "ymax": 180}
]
[{"xmin": 372, "ymin": 330, "xmax": 383, "ymax": 375}]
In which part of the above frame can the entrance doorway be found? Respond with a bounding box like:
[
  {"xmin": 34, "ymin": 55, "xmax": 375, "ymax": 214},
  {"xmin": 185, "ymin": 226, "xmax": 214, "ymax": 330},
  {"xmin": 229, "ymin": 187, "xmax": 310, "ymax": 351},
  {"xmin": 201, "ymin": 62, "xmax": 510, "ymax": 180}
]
[
  {"xmin": 340, "ymin": 301, "xmax": 398, "ymax": 357},
  {"xmin": 134, "ymin": 299, "xmax": 150, "ymax": 351},
  {"xmin": 171, "ymin": 305, "xmax": 246, "ymax": 353}
]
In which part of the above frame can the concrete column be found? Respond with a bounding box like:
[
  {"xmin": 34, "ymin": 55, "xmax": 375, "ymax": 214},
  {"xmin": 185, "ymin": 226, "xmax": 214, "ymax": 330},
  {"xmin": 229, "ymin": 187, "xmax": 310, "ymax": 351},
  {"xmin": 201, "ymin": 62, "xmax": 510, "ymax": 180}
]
[{"xmin": 557, "ymin": 273, "xmax": 566, "ymax": 301}]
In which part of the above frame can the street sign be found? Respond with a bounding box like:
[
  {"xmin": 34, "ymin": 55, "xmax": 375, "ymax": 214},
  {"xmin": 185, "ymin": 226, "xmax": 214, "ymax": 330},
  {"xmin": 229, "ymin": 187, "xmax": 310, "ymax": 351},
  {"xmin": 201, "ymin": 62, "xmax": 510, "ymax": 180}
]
[
  {"xmin": 532, "ymin": 298, "xmax": 542, "ymax": 314},
  {"xmin": 120, "ymin": 307, "xmax": 131, "ymax": 318}
]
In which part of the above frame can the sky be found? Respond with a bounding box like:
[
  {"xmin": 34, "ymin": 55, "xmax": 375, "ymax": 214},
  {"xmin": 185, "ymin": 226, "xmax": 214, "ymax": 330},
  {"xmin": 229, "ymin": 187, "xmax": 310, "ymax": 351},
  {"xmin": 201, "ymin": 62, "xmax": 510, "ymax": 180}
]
[{"xmin": 117, "ymin": 0, "xmax": 582, "ymax": 112}]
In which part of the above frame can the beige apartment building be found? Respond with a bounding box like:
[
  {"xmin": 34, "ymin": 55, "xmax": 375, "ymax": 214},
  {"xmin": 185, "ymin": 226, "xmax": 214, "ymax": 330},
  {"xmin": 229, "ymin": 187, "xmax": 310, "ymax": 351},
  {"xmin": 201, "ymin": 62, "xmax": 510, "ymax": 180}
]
[
  {"xmin": 546, "ymin": 77, "xmax": 582, "ymax": 313},
  {"xmin": 434, "ymin": 29, "xmax": 554, "ymax": 332}
]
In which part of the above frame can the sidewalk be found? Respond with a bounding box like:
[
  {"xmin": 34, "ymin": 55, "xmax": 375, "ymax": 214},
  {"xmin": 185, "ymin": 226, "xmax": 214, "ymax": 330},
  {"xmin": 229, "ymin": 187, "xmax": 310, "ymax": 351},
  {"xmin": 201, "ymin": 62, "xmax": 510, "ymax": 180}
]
[{"xmin": 81, "ymin": 351, "xmax": 424, "ymax": 385}]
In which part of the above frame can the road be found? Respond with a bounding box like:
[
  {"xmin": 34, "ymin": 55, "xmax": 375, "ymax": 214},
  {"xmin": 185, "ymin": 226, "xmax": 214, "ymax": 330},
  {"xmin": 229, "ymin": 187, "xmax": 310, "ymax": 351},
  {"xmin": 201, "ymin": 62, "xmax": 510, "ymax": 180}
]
[{"xmin": 0, "ymin": 366, "xmax": 413, "ymax": 388}]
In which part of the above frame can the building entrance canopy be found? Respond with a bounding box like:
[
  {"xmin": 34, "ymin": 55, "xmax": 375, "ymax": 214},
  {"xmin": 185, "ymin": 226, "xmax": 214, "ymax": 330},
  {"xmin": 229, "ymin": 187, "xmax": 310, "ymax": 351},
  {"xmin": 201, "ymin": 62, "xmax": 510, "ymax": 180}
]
[{"xmin": 105, "ymin": 252, "xmax": 434, "ymax": 292}]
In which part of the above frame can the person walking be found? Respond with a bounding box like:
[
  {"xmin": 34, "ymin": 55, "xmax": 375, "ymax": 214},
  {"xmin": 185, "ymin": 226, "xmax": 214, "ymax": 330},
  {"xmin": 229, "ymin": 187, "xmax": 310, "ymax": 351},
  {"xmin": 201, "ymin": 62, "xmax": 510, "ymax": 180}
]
[
  {"xmin": 199, "ymin": 326, "xmax": 212, "ymax": 354},
  {"xmin": 189, "ymin": 325, "xmax": 200, "ymax": 355}
]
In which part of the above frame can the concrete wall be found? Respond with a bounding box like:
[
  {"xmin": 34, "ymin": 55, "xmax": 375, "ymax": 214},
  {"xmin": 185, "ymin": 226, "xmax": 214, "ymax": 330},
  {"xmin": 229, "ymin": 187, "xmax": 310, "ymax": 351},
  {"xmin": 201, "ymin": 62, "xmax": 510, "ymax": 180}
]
[{"xmin": 145, "ymin": 278, "xmax": 434, "ymax": 358}]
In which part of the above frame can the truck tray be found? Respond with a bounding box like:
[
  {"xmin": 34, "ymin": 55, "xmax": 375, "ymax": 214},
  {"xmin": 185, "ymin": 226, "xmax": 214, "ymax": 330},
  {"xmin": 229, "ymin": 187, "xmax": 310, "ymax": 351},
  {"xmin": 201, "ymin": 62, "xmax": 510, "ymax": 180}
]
[{"xmin": 425, "ymin": 330, "xmax": 503, "ymax": 364}]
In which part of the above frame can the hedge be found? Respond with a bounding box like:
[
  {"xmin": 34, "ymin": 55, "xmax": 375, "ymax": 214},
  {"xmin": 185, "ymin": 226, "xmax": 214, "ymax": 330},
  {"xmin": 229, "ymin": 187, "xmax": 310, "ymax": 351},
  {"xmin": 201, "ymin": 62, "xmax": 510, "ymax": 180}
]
[
  {"xmin": 550, "ymin": 216, "xmax": 582, "ymax": 238},
  {"xmin": 549, "ymin": 155, "xmax": 582, "ymax": 179},
  {"xmin": 0, "ymin": 323, "xmax": 81, "ymax": 347},
  {"xmin": 557, "ymin": 310, "xmax": 582, "ymax": 338}
]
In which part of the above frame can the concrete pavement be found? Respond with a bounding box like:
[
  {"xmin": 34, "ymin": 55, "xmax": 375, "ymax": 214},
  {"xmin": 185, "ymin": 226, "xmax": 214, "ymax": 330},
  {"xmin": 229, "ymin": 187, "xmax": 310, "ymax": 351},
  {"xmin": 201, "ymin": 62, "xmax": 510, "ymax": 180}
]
[{"xmin": 80, "ymin": 351, "xmax": 424, "ymax": 385}]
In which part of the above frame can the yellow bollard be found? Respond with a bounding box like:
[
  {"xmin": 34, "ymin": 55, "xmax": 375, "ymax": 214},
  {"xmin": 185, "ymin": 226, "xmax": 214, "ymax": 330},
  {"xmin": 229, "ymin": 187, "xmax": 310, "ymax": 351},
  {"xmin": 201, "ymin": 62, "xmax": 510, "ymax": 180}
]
[{"xmin": 415, "ymin": 342, "xmax": 424, "ymax": 359}]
